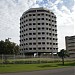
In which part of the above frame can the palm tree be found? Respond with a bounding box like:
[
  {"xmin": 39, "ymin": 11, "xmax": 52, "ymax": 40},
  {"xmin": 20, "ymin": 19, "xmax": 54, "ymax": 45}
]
[{"xmin": 57, "ymin": 49, "xmax": 69, "ymax": 65}]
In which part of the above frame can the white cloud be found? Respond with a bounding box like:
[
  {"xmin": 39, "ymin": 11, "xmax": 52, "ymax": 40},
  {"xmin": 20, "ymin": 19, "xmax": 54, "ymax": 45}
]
[
  {"xmin": 49, "ymin": 5, "xmax": 74, "ymax": 50},
  {"xmin": 61, "ymin": 5, "xmax": 71, "ymax": 14},
  {"xmin": 36, "ymin": 0, "xmax": 43, "ymax": 2},
  {"xmin": 45, "ymin": 0, "xmax": 74, "ymax": 50},
  {"xmin": 31, "ymin": 4, "xmax": 40, "ymax": 8},
  {"xmin": 54, "ymin": 0, "xmax": 62, "ymax": 5},
  {"xmin": 0, "ymin": 0, "xmax": 74, "ymax": 50},
  {"xmin": 0, "ymin": 0, "xmax": 37, "ymax": 44},
  {"xmin": 58, "ymin": 25, "xmax": 74, "ymax": 50},
  {"xmin": 73, "ymin": 4, "xmax": 75, "ymax": 34}
]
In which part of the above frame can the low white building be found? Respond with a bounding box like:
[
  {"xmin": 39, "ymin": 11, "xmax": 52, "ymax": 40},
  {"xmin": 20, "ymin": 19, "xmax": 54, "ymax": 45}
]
[{"xmin": 65, "ymin": 36, "xmax": 75, "ymax": 58}]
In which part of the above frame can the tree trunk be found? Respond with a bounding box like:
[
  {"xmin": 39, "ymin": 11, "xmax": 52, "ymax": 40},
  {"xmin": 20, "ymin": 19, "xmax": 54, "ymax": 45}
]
[{"xmin": 62, "ymin": 57, "xmax": 64, "ymax": 65}]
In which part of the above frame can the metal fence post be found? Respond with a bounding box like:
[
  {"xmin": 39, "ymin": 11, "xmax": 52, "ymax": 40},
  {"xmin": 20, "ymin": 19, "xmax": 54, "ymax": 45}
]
[
  {"xmin": 14, "ymin": 54, "xmax": 15, "ymax": 64},
  {"xmin": 2, "ymin": 54, "xmax": 3, "ymax": 64}
]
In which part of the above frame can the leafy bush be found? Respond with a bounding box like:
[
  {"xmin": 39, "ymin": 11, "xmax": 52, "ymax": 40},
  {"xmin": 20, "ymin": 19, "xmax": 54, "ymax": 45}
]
[{"xmin": 11, "ymin": 60, "xmax": 61, "ymax": 64}]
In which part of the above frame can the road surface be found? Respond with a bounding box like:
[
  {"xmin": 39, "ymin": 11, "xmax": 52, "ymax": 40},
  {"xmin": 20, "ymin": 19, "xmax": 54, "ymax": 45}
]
[{"xmin": 0, "ymin": 67, "xmax": 75, "ymax": 75}]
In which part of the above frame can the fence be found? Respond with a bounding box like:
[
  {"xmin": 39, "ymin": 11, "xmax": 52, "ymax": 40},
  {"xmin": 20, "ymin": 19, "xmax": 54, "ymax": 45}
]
[{"xmin": 0, "ymin": 54, "xmax": 75, "ymax": 64}]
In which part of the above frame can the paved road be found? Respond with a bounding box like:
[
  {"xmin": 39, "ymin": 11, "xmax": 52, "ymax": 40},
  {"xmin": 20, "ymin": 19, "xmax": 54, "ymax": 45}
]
[{"xmin": 0, "ymin": 67, "xmax": 75, "ymax": 75}]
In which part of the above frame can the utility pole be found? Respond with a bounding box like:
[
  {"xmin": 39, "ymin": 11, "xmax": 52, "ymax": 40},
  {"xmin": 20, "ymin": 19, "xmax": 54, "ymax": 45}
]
[
  {"xmin": 8, "ymin": 38, "xmax": 11, "ymax": 41},
  {"xmin": 5, "ymin": 38, "xmax": 11, "ymax": 42}
]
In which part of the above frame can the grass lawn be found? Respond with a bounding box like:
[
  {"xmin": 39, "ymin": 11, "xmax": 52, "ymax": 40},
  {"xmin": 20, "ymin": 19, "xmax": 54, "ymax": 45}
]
[{"xmin": 0, "ymin": 62, "xmax": 75, "ymax": 73}]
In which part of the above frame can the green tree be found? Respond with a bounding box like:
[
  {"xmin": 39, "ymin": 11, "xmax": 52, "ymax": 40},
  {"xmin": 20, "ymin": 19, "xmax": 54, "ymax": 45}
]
[
  {"xmin": 0, "ymin": 39, "xmax": 19, "ymax": 55},
  {"xmin": 0, "ymin": 40, "xmax": 5, "ymax": 54},
  {"xmin": 57, "ymin": 49, "xmax": 69, "ymax": 65}
]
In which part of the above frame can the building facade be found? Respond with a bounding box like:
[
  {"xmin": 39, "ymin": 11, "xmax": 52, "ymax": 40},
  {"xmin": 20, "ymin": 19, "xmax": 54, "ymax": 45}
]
[
  {"xmin": 65, "ymin": 36, "xmax": 75, "ymax": 58},
  {"xmin": 20, "ymin": 7, "xmax": 58, "ymax": 56}
]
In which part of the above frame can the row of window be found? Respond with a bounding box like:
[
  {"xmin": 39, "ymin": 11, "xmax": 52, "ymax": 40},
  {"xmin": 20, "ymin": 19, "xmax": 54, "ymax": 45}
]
[
  {"xmin": 67, "ymin": 42, "xmax": 75, "ymax": 44},
  {"xmin": 20, "ymin": 24, "xmax": 57, "ymax": 28},
  {"xmin": 20, "ymin": 28, "xmax": 57, "ymax": 32},
  {"xmin": 20, "ymin": 47, "xmax": 58, "ymax": 51},
  {"xmin": 20, "ymin": 33, "xmax": 57, "ymax": 37},
  {"xmin": 20, "ymin": 37, "xmax": 57, "ymax": 41},
  {"xmin": 20, "ymin": 29, "xmax": 57, "ymax": 36},
  {"xmin": 20, "ymin": 42, "xmax": 58, "ymax": 46},
  {"xmin": 20, "ymin": 19, "xmax": 56, "ymax": 24},
  {"xmin": 20, "ymin": 24, "xmax": 57, "ymax": 29},
  {"xmin": 20, "ymin": 38, "xmax": 57, "ymax": 41},
  {"xmin": 69, "ymin": 49, "xmax": 75, "ymax": 51},
  {"xmin": 20, "ymin": 32, "xmax": 54, "ymax": 35},
  {"xmin": 66, "ymin": 36, "xmax": 75, "ymax": 40},
  {"xmin": 21, "ymin": 18, "xmax": 56, "ymax": 22},
  {"xmin": 20, "ymin": 13, "xmax": 56, "ymax": 20},
  {"xmin": 68, "ymin": 45, "xmax": 75, "ymax": 47}
]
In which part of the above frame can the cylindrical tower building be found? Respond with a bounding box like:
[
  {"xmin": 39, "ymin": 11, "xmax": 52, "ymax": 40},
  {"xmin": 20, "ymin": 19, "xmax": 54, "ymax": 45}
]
[{"xmin": 20, "ymin": 7, "xmax": 58, "ymax": 56}]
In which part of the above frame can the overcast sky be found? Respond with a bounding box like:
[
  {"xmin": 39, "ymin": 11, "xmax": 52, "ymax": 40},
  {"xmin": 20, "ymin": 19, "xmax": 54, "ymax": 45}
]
[{"xmin": 0, "ymin": 0, "xmax": 74, "ymax": 51}]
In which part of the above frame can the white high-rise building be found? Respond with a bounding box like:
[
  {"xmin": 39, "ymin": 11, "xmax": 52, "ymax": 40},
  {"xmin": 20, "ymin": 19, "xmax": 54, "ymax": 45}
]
[{"xmin": 20, "ymin": 7, "xmax": 58, "ymax": 56}]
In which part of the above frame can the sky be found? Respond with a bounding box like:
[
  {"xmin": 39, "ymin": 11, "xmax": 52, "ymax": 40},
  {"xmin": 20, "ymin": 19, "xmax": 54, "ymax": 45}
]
[{"xmin": 0, "ymin": 0, "xmax": 75, "ymax": 51}]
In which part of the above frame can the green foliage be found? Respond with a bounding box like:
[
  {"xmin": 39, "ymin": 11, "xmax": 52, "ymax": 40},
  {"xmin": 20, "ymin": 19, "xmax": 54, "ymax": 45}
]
[
  {"xmin": 0, "ymin": 62, "xmax": 74, "ymax": 73},
  {"xmin": 12, "ymin": 60, "xmax": 60, "ymax": 64},
  {"xmin": 57, "ymin": 49, "xmax": 69, "ymax": 65},
  {"xmin": 0, "ymin": 39, "xmax": 19, "ymax": 55},
  {"xmin": 58, "ymin": 49, "xmax": 69, "ymax": 58}
]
